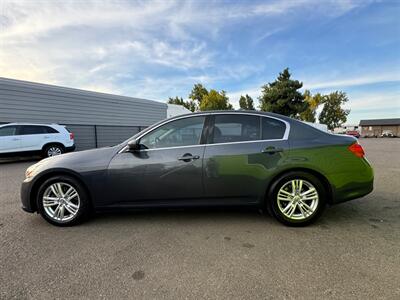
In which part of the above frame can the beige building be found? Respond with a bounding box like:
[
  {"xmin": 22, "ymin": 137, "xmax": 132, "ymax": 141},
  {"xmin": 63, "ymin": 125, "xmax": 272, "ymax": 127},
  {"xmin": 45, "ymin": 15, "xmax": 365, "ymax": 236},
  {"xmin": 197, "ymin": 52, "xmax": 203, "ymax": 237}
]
[{"xmin": 360, "ymin": 118, "xmax": 400, "ymax": 137}]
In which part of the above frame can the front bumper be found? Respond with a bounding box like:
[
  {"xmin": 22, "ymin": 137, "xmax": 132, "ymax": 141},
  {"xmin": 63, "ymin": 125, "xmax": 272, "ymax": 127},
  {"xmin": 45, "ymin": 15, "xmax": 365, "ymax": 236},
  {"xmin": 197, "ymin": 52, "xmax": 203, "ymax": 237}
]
[{"xmin": 20, "ymin": 180, "xmax": 36, "ymax": 213}]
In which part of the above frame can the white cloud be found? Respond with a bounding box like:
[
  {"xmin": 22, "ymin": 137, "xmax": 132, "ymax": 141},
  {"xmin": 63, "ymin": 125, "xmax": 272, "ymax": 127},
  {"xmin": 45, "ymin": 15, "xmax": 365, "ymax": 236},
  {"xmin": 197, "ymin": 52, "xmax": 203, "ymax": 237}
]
[
  {"xmin": 227, "ymin": 69, "xmax": 400, "ymax": 109},
  {"xmin": 304, "ymin": 72, "xmax": 400, "ymax": 90},
  {"xmin": 251, "ymin": 0, "xmax": 311, "ymax": 15},
  {"xmin": 0, "ymin": 0, "xmax": 374, "ymax": 102},
  {"xmin": 81, "ymin": 84, "xmax": 121, "ymax": 96},
  {"xmin": 346, "ymin": 91, "xmax": 400, "ymax": 123},
  {"xmin": 345, "ymin": 92, "xmax": 400, "ymax": 111}
]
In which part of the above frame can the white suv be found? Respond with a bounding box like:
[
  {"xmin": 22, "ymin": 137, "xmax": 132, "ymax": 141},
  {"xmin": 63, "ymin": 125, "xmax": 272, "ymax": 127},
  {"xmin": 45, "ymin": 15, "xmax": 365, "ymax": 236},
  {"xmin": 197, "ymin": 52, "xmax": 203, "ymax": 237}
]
[{"xmin": 0, "ymin": 123, "xmax": 75, "ymax": 157}]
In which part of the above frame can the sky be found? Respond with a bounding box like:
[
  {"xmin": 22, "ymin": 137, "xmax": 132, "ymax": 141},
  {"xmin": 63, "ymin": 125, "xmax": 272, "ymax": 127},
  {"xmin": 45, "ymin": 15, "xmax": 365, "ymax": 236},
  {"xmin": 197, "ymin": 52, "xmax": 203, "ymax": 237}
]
[{"xmin": 1, "ymin": 0, "xmax": 399, "ymax": 124}]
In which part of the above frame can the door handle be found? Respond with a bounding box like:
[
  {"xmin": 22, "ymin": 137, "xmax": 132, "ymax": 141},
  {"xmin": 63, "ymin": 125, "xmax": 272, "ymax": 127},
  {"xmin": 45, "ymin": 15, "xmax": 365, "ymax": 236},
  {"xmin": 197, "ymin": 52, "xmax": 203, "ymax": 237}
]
[
  {"xmin": 178, "ymin": 154, "xmax": 200, "ymax": 162},
  {"xmin": 262, "ymin": 147, "xmax": 283, "ymax": 154},
  {"xmin": 12, "ymin": 138, "xmax": 20, "ymax": 141}
]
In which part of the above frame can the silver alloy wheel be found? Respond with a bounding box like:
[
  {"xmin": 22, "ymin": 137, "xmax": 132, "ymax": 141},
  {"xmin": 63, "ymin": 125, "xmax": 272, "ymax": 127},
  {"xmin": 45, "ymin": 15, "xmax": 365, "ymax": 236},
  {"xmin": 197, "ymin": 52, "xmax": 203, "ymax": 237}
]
[
  {"xmin": 47, "ymin": 146, "xmax": 62, "ymax": 157},
  {"xmin": 277, "ymin": 179, "xmax": 319, "ymax": 221},
  {"xmin": 42, "ymin": 182, "xmax": 80, "ymax": 222}
]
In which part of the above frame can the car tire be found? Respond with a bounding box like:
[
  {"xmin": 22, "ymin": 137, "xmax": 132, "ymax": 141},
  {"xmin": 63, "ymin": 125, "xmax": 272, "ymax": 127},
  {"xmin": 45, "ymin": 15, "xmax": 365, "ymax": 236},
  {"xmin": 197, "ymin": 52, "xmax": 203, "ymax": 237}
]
[
  {"xmin": 266, "ymin": 171, "xmax": 326, "ymax": 227},
  {"xmin": 43, "ymin": 144, "xmax": 65, "ymax": 158},
  {"xmin": 36, "ymin": 175, "xmax": 90, "ymax": 226}
]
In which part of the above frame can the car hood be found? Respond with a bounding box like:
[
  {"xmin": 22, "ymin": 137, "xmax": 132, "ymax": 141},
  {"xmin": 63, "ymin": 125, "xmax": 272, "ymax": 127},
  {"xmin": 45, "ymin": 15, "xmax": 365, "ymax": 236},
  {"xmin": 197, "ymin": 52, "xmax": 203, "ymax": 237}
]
[{"xmin": 30, "ymin": 146, "xmax": 120, "ymax": 176}]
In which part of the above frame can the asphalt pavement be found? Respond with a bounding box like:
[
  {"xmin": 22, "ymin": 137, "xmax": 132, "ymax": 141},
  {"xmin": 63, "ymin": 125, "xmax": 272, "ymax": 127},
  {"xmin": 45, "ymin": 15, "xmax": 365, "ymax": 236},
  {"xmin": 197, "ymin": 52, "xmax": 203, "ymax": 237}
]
[{"xmin": 0, "ymin": 139, "xmax": 399, "ymax": 299}]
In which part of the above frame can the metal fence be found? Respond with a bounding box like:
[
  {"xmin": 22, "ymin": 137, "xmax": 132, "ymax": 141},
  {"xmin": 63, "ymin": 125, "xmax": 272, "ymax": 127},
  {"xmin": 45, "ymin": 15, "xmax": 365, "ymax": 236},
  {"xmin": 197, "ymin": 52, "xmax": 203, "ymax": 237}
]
[
  {"xmin": 64, "ymin": 124, "xmax": 147, "ymax": 150},
  {"xmin": 0, "ymin": 122, "xmax": 147, "ymax": 151}
]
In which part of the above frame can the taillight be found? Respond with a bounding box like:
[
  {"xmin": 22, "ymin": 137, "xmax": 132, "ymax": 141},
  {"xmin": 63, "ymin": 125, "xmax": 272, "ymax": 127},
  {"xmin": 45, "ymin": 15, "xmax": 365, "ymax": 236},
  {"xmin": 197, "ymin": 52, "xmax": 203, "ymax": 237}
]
[
  {"xmin": 348, "ymin": 142, "xmax": 365, "ymax": 158},
  {"xmin": 69, "ymin": 132, "xmax": 74, "ymax": 140}
]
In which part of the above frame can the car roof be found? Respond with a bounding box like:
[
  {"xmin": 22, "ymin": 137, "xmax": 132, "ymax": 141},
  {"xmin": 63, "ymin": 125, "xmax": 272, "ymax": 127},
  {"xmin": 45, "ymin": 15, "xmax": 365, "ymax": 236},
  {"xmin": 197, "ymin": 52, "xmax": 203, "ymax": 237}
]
[
  {"xmin": 131, "ymin": 110, "xmax": 300, "ymax": 142},
  {"xmin": 168, "ymin": 110, "xmax": 295, "ymax": 123},
  {"xmin": 0, "ymin": 122, "xmax": 61, "ymax": 127}
]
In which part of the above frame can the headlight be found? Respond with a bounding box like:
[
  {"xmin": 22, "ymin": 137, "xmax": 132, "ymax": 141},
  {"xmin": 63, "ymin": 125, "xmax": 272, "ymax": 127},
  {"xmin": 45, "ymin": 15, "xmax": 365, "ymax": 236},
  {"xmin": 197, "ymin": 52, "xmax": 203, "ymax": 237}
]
[{"xmin": 25, "ymin": 163, "xmax": 41, "ymax": 179}]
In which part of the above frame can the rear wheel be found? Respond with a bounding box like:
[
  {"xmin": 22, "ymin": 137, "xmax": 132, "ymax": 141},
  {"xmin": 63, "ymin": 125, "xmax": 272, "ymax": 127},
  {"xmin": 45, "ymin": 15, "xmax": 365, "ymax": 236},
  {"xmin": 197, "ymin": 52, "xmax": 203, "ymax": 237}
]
[
  {"xmin": 267, "ymin": 172, "xmax": 326, "ymax": 226},
  {"xmin": 36, "ymin": 176, "xmax": 90, "ymax": 226},
  {"xmin": 43, "ymin": 144, "xmax": 64, "ymax": 158}
]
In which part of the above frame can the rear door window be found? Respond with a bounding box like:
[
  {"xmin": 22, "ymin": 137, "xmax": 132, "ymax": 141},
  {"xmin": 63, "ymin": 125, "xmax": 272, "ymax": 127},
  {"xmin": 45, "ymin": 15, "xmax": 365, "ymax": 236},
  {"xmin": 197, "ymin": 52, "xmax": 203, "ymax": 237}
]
[
  {"xmin": 212, "ymin": 115, "xmax": 260, "ymax": 144},
  {"xmin": 19, "ymin": 125, "xmax": 47, "ymax": 135}
]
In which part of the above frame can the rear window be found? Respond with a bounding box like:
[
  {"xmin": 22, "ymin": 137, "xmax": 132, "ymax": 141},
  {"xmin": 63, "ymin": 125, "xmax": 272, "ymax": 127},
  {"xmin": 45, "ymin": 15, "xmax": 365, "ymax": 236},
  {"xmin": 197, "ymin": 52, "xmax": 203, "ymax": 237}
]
[
  {"xmin": 44, "ymin": 126, "xmax": 59, "ymax": 133},
  {"xmin": 262, "ymin": 117, "xmax": 286, "ymax": 140}
]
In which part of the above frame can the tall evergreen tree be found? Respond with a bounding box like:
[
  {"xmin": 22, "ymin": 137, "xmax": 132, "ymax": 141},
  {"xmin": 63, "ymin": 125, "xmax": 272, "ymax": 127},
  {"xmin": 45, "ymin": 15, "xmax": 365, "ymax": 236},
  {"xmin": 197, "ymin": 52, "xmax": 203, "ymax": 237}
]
[
  {"xmin": 167, "ymin": 96, "xmax": 197, "ymax": 112},
  {"xmin": 239, "ymin": 94, "xmax": 255, "ymax": 110},
  {"xmin": 189, "ymin": 83, "xmax": 208, "ymax": 104},
  {"xmin": 259, "ymin": 68, "xmax": 307, "ymax": 118}
]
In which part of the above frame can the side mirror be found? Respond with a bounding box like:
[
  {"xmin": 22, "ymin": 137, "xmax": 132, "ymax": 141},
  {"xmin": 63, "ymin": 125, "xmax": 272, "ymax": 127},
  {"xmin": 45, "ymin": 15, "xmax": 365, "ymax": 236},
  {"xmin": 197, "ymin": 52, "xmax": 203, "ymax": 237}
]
[{"xmin": 127, "ymin": 139, "xmax": 141, "ymax": 152}]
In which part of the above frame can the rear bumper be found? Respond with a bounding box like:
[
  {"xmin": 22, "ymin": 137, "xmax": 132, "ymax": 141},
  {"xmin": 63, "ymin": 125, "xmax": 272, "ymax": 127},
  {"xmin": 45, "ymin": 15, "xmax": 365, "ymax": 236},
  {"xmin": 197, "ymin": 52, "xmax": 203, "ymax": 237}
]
[
  {"xmin": 66, "ymin": 144, "xmax": 76, "ymax": 153},
  {"xmin": 330, "ymin": 158, "xmax": 374, "ymax": 204},
  {"xmin": 331, "ymin": 178, "xmax": 373, "ymax": 204},
  {"xmin": 20, "ymin": 180, "xmax": 35, "ymax": 213}
]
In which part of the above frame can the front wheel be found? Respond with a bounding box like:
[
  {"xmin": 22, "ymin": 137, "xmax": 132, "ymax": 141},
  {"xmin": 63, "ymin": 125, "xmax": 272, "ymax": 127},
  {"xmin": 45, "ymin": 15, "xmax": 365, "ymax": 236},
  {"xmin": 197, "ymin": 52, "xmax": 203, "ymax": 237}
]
[
  {"xmin": 36, "ymin": 176, "xmax": 90, "ymax": 226},
  {"xmin": 267, "ymin": 172, "xmax": 327, "ymax": 226}
]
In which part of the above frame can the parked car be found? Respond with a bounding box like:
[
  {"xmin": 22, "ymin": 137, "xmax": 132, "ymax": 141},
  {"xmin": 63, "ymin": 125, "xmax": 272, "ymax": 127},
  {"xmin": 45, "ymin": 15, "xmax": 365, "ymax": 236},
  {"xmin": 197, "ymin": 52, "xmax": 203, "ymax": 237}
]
[
  {"xmin": 363, "ymin": 134, "xmax": 377, "ymax": 138},
  {"xmin": 20, "ymin": 111, "xmax": 374, "ymax": 227},
  {"xmin": 380, "ymin": 130, "xmax": 396, "ymax": 138},
  {"xmin": 0, "ymin": 123, "xmax": 75, "ymax": 158},
  {"xmin": 345, "ymin": 130, "xmax": 360, "ymax": 138}
]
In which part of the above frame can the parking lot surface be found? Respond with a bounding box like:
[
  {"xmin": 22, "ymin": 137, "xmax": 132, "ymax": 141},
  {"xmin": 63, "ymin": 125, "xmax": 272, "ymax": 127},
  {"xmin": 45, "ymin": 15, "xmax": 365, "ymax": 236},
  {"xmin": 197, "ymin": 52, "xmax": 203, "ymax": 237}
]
[{"xmin": 1, "ymin": 139, "xmax": 399, "ymax": 299}]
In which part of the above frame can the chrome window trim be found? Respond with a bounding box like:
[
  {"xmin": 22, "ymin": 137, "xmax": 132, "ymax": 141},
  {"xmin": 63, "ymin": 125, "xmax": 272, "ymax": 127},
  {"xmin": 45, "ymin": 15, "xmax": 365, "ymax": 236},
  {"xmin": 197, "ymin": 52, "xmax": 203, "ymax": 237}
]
[
  {"xmin": 204, "ymin": 138, "xmax": 286, "ymax": 148},
  {"xmin": 133, "ymin": 138, "xmax": 287, "ymax": 153},
  {"xmin": 118, "ymin": 112, "xmax": 290, "ymax": 153},
  {"xmin": 137, "ymin": 144, "xmax": 205, "ymax": 152}
]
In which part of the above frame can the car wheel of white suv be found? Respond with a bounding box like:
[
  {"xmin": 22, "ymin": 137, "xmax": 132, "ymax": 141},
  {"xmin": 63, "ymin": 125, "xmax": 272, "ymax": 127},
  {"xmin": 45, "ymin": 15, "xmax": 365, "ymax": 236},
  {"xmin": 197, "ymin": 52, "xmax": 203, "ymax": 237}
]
[{"xmin": 44, "ymin": 144, "xmax": 64, "ymax": 157}]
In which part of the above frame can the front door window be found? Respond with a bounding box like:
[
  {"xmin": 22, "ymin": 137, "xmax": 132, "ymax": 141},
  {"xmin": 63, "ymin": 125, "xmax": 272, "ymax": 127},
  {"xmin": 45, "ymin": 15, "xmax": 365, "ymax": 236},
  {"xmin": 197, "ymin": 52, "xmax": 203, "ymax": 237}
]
[
  {"xmin": 0, "ymin": 126, "xmax": 17, "ymax": 136},
  {"xmin": 140, "ymin": 116, "xmax": 206, "ymax": 149}
]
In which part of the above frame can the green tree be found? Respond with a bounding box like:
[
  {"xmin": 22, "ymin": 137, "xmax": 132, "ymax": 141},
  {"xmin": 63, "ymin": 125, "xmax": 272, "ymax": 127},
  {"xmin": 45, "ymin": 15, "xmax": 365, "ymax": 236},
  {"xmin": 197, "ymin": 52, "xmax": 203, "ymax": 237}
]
[
  {"xmin": 299, "ymin": 90, "xmax": 323, "ymax": 122},
  {"xmin": 189, "ymin": 83, "xmax": 208, "ymax": 104},
  {"xmin": 239, "ymin": 94, "xmax": 255, "ymax": 110},
  {"xmin": 200, "ymin": 89, "xmax": 233, "ymax": 111},
  {"xmin": 259, "ymin": 68, "xmax": 307, "ymax": 118},
  {"xmin": 167, "ymin": 96, "xmax": 197, "ymax": 112},
  {"xmin": 318, "ymin": 91, "xmax": 350, "ymax": 130}
]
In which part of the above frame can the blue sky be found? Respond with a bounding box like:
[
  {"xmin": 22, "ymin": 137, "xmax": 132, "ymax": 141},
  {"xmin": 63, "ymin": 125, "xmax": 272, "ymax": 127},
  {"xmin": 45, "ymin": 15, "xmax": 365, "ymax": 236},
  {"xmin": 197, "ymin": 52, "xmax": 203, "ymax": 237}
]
[{"xmin": 1, "ymin": 0, "xmax": 399, "ymax": 124}]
